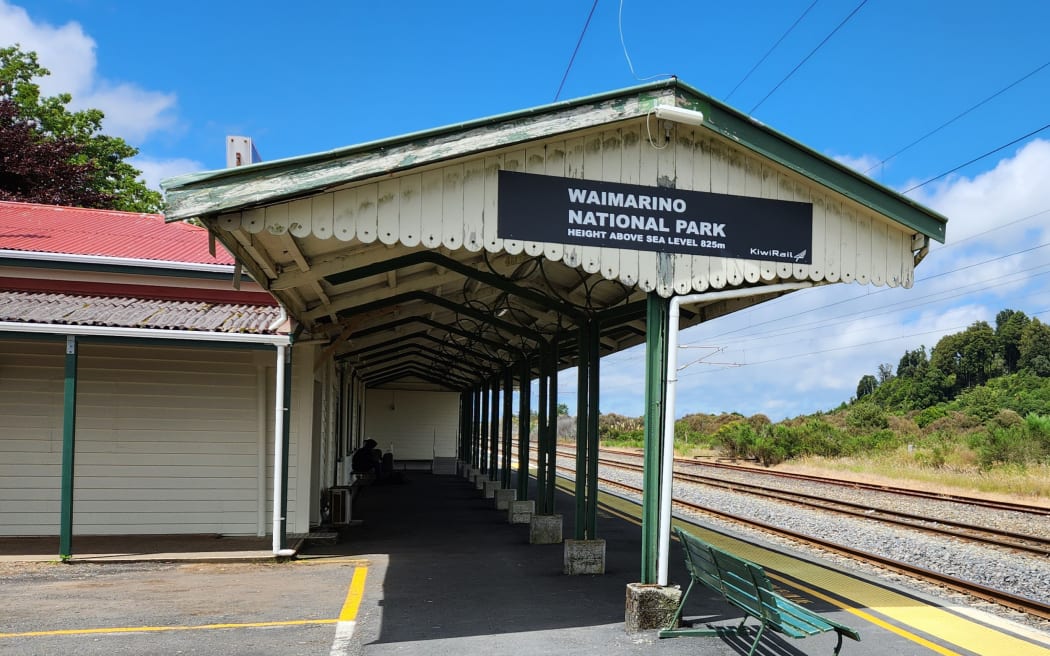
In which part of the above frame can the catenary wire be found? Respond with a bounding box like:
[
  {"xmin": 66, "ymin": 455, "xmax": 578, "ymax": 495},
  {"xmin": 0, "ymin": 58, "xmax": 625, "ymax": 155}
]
[
  {"xmin": 864, "ymin": 60, "xmax": 1050, "ymax": 175},
  {"xmin": 554, "ymin": 0, "xmax": 600, "ymax": 102},
  {"xmin": 748, "ymin": 0, "xmax": 869, "ymax": 114},
  {"xmin": 903, "ymin": 122, "xmax": 1050, "ymax": 193},
  {"xmin": 725, "ymin": 1, "xmax": 819, "ymax": 102}
]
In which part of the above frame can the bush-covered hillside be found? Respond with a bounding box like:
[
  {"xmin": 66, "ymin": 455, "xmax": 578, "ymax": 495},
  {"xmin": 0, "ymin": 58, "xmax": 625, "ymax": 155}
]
[{"xmin": 596, "ymin": 309, "xmax": 1050, "ymax": 476}]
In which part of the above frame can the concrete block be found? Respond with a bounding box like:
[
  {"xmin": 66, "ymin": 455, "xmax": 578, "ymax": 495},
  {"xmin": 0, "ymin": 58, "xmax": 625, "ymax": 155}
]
[
  {"xmin": 508, "ymin": 499, "xmax": 535, "ymax": 524},
  {"xmin": 529, "ymin": 513, "xmax": 563, "ymax": 544},
  {"xmin": 564, "ymin": 539, "xmax": 605, "ymax": 575},
  {"xmin": 432, "ymin": 457, "xmax": 457, "ymax": 475},
  {"xmin": 482, "ymin": 479, "xmax": 500, "ymax": 499},
  {"xmin": 494, "ymin": 488, "xmax": 517, "ymax": 510},
  {"xmin": 473, "ymin": 473, "xmax": 486, "ymax": 490},
  {"xmin": 624, "ymin": 583, "xmax": 681, "ymax": 633}
]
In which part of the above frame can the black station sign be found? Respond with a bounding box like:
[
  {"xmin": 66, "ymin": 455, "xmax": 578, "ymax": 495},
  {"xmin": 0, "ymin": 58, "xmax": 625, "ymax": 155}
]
[{"xmin": 497, "ymin": 170, "xmax": 812, "ymax": 264}]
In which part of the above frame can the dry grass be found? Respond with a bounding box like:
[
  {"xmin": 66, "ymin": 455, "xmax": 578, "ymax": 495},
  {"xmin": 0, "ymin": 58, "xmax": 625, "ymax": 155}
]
[{"xmin": 778, "ymin": 454, "xmax": 1050, "ymax": 507}]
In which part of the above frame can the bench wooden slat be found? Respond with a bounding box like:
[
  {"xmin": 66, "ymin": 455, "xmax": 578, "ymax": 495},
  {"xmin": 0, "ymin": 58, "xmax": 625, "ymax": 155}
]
[{"xmin": 660, "ymin": 526, "xmax": 860, "ymax": 655}]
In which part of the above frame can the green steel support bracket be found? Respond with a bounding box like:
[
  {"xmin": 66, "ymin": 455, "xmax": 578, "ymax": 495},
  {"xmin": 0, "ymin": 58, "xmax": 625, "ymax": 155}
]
[
  {"xmin": 473, "ymin": 386, "xmax": 482, "ymax": 470},
  {"xmin": 642, "ymin": 293, "xmax": 669, "ymax": 583},
  {"xmin": 545, "ymin": 338, "xmax": 559, "ymax": 513},
  {"xmin": 574, "ymin": 322, "xmax": 590, "ymax": 540},
  {"xmin": 585, "ymin": 319, "xmax": 601, "ymax": 539},
  {"xmin": 480, "ymin": 380, "xmax": 490, "ymax": 474},
  {"xmin": 489, "ymin": 375, "xmax": 500, "ymax": 480},
  {"xmin": 535, "ymin": 343, "xmax": 549, "ymax": 514},
  {"xmin": 517, "ymin": 358, "xmax": 531, "ymax": 499},
  {"xmin": 502, "ymin": 367, "xmax": 513, "ymax": 488},
  {"xmin": 59, "ymin": 335, "xmax": 78, "ymax": 561}
]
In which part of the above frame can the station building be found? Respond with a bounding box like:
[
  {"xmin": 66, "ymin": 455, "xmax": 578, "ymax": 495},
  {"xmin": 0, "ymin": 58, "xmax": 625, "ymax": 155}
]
[{"xmin": 2, "ymin": 80, "xmax": 945, "ymax": 583}]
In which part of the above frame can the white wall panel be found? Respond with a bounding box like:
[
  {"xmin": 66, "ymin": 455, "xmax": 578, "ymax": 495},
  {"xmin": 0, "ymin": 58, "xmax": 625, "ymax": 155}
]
[
  {"xmin": 362, "ymin": 389, "xmax": 459, "ymax": 461},
  {"xmin": 0, "ymin": 339, "xmax": 298, "ymax": 537}
]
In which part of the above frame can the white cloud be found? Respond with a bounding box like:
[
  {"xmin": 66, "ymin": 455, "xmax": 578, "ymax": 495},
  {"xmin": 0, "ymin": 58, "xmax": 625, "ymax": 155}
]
[
  {"xmin": 908, "ymin": 139, "xmax": 1050, "ymax": 246},
  {"xmin": 131, "ymin": 156, "xmax": 204, "ymax": 192},
  {"xmin": 0, "ymin": 0, "xmax": 178, "ymax": 144},
  {"xmin": 830, "ymin": 152, "xmax": 881, "ymax": 175}
]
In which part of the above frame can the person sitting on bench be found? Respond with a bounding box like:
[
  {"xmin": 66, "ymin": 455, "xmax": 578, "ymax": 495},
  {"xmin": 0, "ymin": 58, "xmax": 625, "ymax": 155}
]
[{"xmin": 352, "ymin": 439, "xmax": 384, "ymax": 481}]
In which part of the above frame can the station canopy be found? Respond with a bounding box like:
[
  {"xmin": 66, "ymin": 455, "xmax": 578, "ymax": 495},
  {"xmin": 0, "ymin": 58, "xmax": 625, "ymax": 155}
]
[{"xmin": 162, "ymin": 79, "xmax": 946, "ymax": 392}]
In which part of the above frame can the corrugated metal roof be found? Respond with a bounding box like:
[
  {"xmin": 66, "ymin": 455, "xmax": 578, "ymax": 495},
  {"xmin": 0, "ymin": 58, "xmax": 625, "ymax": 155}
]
[
  {"xmin": 0, "ymin": 290, "xmax": 280, "ymax": 334},
  {"xmin": 0, "ymin": 201, "xmax": 235, "ymax": 264}
]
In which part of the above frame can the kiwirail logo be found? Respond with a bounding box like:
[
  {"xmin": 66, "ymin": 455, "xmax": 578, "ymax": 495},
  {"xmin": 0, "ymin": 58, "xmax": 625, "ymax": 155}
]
[{"xmin": 749, "ymin": 248, "xmax": 809, "ymax": 262}]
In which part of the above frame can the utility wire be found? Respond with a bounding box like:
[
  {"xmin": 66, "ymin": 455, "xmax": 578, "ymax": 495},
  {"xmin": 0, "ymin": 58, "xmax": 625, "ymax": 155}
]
[
  {"xmin": 618, "ymin": 0, "xmax": 675, "ymax": 81},
  {"xmin": 554, "ymin": 0, "xmax": 600, "ymax": 102},
  {"xmin": 865, "ymin": 60, "xmax": 1050, "ymax": 175},
  {"xmin": 725, "ymin": 1, "xmax": 819, "ymax": 102},
  {"xmin": 749, "ymin": 0, "xmax": 868, "ymax": 114},
  {"xmin": 902, "ymin": 122, "xmax": 1050, "ymax": 193}
]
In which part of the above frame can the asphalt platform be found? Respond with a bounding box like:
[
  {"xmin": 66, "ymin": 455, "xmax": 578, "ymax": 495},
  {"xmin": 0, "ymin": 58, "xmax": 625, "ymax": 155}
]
[{"xmin": 301, "ymin": 471, "xmax": 867, "ymax": 656}]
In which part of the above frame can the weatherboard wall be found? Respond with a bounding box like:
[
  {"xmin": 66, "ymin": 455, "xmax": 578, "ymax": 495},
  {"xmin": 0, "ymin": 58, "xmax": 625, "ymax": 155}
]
[
  {"xmin": 0, "ymin": 339, "xmax": 307, "ymax": 537},
  {"xmin": 214, "ymin": 121, "xmax": 916, "ymax": 298},
  {"xmin": 362, "ymin": 390, "xmax": 459, "ymax": 462}
]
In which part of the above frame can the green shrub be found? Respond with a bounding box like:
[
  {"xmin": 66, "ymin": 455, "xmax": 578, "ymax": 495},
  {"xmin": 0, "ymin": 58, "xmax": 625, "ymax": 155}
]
[
  {"xmin": 915, "ymin": 405, "xmax": 947, "ymax": 429},
  {"xmin": 846, "ymin": 402, "xmax": 888, "ymax": 432}
]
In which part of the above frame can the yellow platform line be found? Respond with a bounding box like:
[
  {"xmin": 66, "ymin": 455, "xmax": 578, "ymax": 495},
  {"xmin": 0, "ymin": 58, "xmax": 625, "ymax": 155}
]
[
  {"xmin": 2, "ymin": 565, "xmax": 371, "ymax": 641},
  {"xmin": 566, "ymin": 478, "xmax": 1048, "ymax": 656},
  {"xmin": 339, "ymin": 566, "xmax": 368, "ymax": 621},
  {"xmin": 0, "ymin": 618, "xmax": 338, "ymax": 639}
]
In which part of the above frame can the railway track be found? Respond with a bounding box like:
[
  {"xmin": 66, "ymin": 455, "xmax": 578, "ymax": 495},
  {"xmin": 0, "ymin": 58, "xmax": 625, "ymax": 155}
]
[
  {"xmin": 532, "ymin": 444, "xmax": 1050, "ymax": 621},
  {"xmin": 591, "ymin": 471, "xmax": 1050, "ymax": 622},
  {"xmin": 591, "ymin": 454, "xmax": 1050, "ymax": 557}
]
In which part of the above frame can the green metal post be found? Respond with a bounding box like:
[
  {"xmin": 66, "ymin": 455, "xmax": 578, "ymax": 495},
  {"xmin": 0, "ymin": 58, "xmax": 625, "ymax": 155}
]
[
  {"xmin": 574, "ymin": 323, "xmax": 589, "ymax": 540},
  {"xmin": 466, "ymin": 391, "xmax": 474, "ymax": 467},
  {"xmin": 535, "ymin": 347, "xmax": 549, "ymax": 513},
  {"xmin": 517, "ymin": 358, "xmax": 531, "ymax": 499},
  {"xmin": 59, "ymin": 335, "xmax": 78, "ymax": 561},
  {"xmin": 545, "ymin": 338, "xmax": 559, "ymax": 513},
  {"xmin": 641, "ymin": 293, "xmax": 669, "ymax": 583},
  {"xmin": 280, "ymin": 345, "xmax": 293, "ymax": 551},
  {"xmin": 489, "ymin": 375, "xmax": 500, "ymax": 480},
  {"xmin": 502, "ymin": 367, "xmax": 513, "ymax": 488},
  {"xmin": 585, "ymin": 319, "xmax": 601, "ymax": 539},
  {"xmin": 480, "ymin": 380, "xmax": 490, "ymax": 473},
  {"xmin": 473, "ymin": 386, "xmax": 481, "ymax": 469}
]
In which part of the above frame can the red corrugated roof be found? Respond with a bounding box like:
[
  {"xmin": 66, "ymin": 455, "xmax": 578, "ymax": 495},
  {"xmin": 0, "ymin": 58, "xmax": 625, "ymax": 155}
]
[{"xmin": 0, "ymin": 201, "xmax": 235, "ymax": 265}]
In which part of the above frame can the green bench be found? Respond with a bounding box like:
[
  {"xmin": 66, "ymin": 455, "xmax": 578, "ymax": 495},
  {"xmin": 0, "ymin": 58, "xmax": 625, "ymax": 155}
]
[{"xmin": 660, "ymin": 526, "xmax": 860, "ymax": 656}]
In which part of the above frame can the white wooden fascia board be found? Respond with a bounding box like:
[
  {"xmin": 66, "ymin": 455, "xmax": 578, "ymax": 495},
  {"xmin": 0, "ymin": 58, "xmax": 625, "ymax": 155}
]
[{"xmin": 164, "ymin": 96, "xmax": 666, "ymax": 222}]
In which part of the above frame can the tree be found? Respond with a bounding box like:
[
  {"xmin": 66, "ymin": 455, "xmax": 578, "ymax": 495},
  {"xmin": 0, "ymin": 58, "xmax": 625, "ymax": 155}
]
[
  {"xmin": 856, "ymin": 374, "xmax": 878, "ymax": 399},
  {"xmin": 931, "ymin": 322, "xmax": 1001, "ymax": 391},
  {"xmin": 995, "ymin": 309, "xmax": 1030, "ymax": 373},
  {"xmin": 876, "ymin": 362, "xmax": 894, "ymax": 384},
  {"xmin": 1019, "ymin": 319, "xmax": 1050, "ymax": 376},
  {"xmin": 896, "ymin": 346, "xmax": 928, "ymax": 378},
  {"xmin": 0, "ymin": 46, "xmax": 161, "ymax": 212},
  {"xmin": 0, "ymin": 99, "xmax": 106, "ymax": 206}
]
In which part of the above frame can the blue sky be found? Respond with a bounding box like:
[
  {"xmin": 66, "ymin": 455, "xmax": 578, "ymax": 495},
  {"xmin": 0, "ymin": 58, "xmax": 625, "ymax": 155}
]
[{"xmin": 5, "ymin": 1, "xmax": 1050, "ymax": 420}]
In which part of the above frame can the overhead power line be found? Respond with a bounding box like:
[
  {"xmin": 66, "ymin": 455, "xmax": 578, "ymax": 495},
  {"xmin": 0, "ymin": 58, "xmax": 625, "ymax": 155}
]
[
  {"xmin": 748, "ymin": 0, "xmax": 869, "ymax": 114},
  {"xmin": 725, "ymin": 1, "xmax": 819, "ymax": 102},
  {"xmin": 554, "ymin": 0, "xmax": 600, "ymax": 102},
  {"xmin": 865, "ymin": 60, "xmax": 1050, "ymax": 175},
  {"xmin": 902, "ymin": 122, "xmax": 1050, "ymax": 193}
]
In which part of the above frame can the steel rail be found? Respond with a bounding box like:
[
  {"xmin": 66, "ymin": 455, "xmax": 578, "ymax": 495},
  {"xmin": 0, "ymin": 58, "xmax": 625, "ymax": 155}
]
[
  {"xmin": 589, "ymin": 470, "xmax": 1050, "ymax": 622},
  {"xmin": 593, "ymin": 455, "xmax": 1050, "ymax": 557}
]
